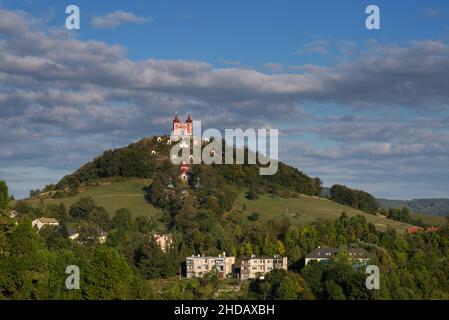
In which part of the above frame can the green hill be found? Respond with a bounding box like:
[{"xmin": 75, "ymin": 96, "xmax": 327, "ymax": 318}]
[
  {"xmin": 21, "ymin": 177, "xmax": 417, "ymax": 233},
  {"xmin": 17, "ymin": 135, "xmax": 430, "ymax": 233},
  {"xmin": 232, "ymin": 193, "xmax": 414, "ymax": 233},
  {"xmin": 378, "ymin": 198, "xmax": 449, "ymax": 217},
  {"xmin": 24, "ymin": 177, "xmax": 162, "ymax": 218},
  {"xmin": 46, "ymin": 136, "xmax": 322, "ymax": 198}
]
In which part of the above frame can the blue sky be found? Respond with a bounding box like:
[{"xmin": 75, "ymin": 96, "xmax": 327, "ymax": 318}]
[
  {"xmin": 6, "ymin": 0, "xmax": 449, "ymax": 63},
  {"xmin": 1, "ymin": 0, "xmax": 449, "ymax": 200}
]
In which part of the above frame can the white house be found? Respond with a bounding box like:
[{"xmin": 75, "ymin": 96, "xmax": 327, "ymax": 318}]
[
  {"xmin": 98, "ymin": 230, "xmax": 107, "ymax": 244},
  {"xmin": 32, "ymin": 217, "xmax": 59, "ymax": 231},
  {"xmin": 153, "ymin": 233, "xmax": 173, "ymax": 252},
  {"xmin": 186, "ymin": 253, "xmax": 235, "ymax": 279},
  {"xmin": 240, "ymin": 255, "xmax": 288, "ymax": 280},
  {"xmin": 67, "ymin": 227, "xmax": 80, "ymax": 240}
]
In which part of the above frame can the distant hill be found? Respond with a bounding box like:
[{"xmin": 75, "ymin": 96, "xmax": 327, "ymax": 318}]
[
  {"xmin": 325, "ymin": 186, "xmax": 449, "ymax": 218},
  {"xmin": 378, "ymin": 198, "xmax": 449, "ymax": 217},
  {"xmin": 320, "ymin": 187, "xmax": 331, "ymax": 198}
]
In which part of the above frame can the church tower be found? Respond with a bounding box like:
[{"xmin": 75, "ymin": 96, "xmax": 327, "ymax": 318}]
[
  {"xmin": 172, "ymin": 113, "xmax": 180, "ymax": 136},
  {"xmin": 172, "ymin": 113, "xmax": 193, "ymax": 139}
]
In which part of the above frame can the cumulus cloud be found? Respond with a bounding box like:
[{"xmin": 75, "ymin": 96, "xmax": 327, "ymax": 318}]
[
  {"xmin": 296, "ymin": 40, "xmax": 330, "ymax": 55},
  {"xmin": 91, "ymin": 11, "xmax": 151, "ymax": 29},
  {"xmin": 1, "ymin": 8, "xmax": 449, "ymax": 199}
]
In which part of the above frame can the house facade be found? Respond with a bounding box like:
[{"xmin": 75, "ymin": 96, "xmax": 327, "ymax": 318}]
[
  {"xmin": 153, "ymin": 233, "xmax": 173, "ymax": 252},
  {"xmin": 240, "ymin": 255, "xmax": 288, "ymax": 280},
  {"xmin": 67, "ymin": 227, "xmax": 80, "ymax": 240},
  {"xmin": 32, "ymin": 217, "xmax": 59, "ymax": 231},
  {"xmin": 305, "ymin": 247, "xmax": 372, "ymax": 265},
  {"xmin": 98, "ymin": 230, "xmax": 107, "ymax": 244},
  {"xmin": 186, "ymin": 253, "xmax": 235, "ymax": 279}
]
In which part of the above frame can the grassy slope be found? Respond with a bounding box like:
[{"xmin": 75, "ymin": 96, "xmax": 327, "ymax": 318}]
[
  {"xmin": 22, "ymin": 178, "xmax": 444, "ymax": 232},
  {"xmin": 24, "ymin": 178, "xmax": 163, "ymax": 218},
  {"xmin": 233, "ymin": 193, "xmax": 414, "ymax": 233}
]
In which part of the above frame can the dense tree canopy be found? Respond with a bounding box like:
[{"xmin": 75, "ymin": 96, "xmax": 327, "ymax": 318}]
[
  {"xmin": 33, "ymin": 137, "xmax": 322, "ymax": 200},
  {"xmin": 0, "ymin": 180, "xmax": 9, "ymax": 214},
  {"xmin": 330, "ymin": 184, "xmax": 378, "ymax": 214},
  {"xmin": 2, "ymin": 140, "xmax": 449, "ymax": 300}
]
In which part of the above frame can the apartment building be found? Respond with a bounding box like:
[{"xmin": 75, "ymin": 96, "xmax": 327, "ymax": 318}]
[
  {"xmin": 186, "ymin": 253, "xmax": 235, "ymax": 278},
  {"xmin": 240, "ymin": 255, "xmax": 288, "ymax": 280}
]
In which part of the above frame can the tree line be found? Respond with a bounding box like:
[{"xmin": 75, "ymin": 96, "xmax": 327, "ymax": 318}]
[{"xmin": 330, "ymin": 184, "xmax": 378, "ymax": 214}]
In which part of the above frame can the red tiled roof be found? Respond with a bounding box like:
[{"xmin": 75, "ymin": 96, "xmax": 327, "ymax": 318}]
[{"xmin": 406, "ymin": 226, "xmax": 424, "ymax": 234}]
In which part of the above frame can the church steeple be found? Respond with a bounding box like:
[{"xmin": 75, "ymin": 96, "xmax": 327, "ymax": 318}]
[{"xmin": 171, "ymin": 113, "xmax": 192, "ymax": 140}]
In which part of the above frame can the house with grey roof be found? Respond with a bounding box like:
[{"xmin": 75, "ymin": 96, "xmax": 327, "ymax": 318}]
[{"xmin": 305, "ymin": 247, "xmax": 373, "ymax": 265}]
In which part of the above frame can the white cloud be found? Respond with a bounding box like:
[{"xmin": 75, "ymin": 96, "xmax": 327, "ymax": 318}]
[
  {"xmin": 296, "ymin": 40, "xmax": 330, "ymax": 55},
  {"xmin": 91, "ymin": 11, "xmax": 151, "ymax": 29}
]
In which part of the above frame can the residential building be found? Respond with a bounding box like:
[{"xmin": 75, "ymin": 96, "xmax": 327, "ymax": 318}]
[
  {"xmin": 153, "ymin": 233, "xmax": 173, "ymax": 252},
  {"xmin": 240, "ymin": 255, "xmax": 288, "ymax": 280},
  {"xmin": 67, "ymin": 227, "xmax": 80, "ymax": 241},
  {"xmin": 305, "ymin": 247, "xmax": 373, "ymax": 265},
  {"xmin": 32, "ymin": 217, "xmax": 59, "ymax": 231},
  {"xmin": 98, "ymin": 229, "xmax": 107, "ymax": 244},
  {"xmin": 406, "ymin": 226, "xmax": 440, "ymax": 234},
  {"xmin": 76, "ymin": 228, "xmax": 107, "ymax": 244},
  {"xmin": 186, "ymin": 253, "xmax": 235, "ymax": 278}
]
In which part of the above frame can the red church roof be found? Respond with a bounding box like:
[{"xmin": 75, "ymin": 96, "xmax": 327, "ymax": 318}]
[
  {"xmin": 186, "ymin": 115, "xmax": 192, "ymax": 123},
  {"xmin": 173, "ymin": 113, "xmax": 180, "ymax": 123}
]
